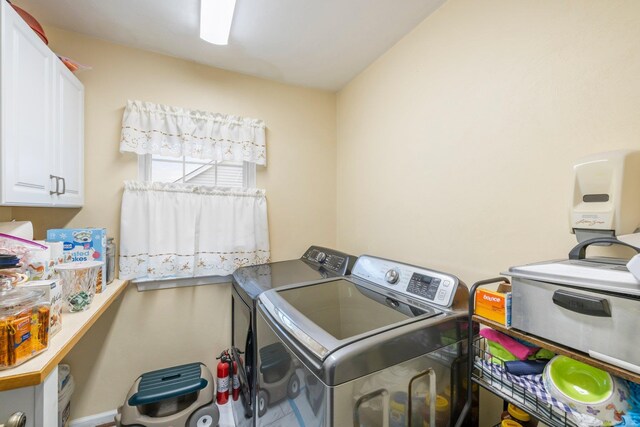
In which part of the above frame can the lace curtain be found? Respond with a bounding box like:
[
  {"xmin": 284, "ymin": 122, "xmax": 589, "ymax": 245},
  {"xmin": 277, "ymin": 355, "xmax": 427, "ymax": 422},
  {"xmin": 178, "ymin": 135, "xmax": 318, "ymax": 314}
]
[
  {"xmin": 120, "ymin": 100, "xmax": 267, "ymax": 165},
  {"xmin": 119, "ymin": 182, "xmax": 270, "ymax": 280}
]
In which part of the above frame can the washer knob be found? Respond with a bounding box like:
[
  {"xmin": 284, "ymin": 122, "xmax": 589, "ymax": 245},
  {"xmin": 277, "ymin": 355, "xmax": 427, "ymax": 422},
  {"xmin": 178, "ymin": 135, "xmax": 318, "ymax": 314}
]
[
  {"xmin": 385, "ymin": 269, "xmax": 400, "ymax": 284},
  {"xmin": 315, "ymin": 252, "xmax": 327, "ymax": 263}
]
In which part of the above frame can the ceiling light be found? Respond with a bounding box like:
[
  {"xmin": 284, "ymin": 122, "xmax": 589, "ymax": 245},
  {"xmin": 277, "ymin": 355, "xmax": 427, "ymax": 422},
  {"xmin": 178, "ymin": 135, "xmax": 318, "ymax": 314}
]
[{"xmin": 200, "ymin": 0, "xmax": 237, "ymax": 45}]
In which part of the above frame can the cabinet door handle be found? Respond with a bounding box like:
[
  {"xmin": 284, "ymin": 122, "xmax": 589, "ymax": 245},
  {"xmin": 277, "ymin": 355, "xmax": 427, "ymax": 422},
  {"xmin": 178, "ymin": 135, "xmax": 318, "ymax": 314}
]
[
  {"xmin": 6, "ymin": 411, "xmax": 27, "ymax": 427},
  {"xmin": 59, "ymin": 177, "xmax": 66, "ymax": 195},
  {"xmin": 49, "ymin": 175, "xmax": 60, "ymax": 195}
]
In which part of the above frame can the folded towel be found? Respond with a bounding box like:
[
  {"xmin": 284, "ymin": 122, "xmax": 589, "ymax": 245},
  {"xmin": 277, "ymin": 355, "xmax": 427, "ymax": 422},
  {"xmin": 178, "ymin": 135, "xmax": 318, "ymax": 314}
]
[
  {"xmin": 515, "ymin": 337, "xmax": 539, "ymax": 348},
  {"xmin": 487, "ymin": 341, "xmax": 519, "ymax": 364},
  {"xmin": 504, "ymin": 360, "xmax": 548, "ymax": 376},
  {"xmin": 516, "ymin": 339, "xmax": 556, "ymax": 360},
  {"xmin": 531, "ymin": 348, "xmax": 555, "ymax": 360},
  {"xmin": 480, "ymin": 328, "xmax": 539, "ymax": 360}
]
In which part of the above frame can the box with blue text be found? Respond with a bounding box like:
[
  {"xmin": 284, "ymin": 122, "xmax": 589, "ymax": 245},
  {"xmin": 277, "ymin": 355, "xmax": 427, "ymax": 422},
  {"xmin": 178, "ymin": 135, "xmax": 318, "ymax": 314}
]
[{"xmin": 46, "ymin": 228, "xmax": 107, "ymax": 293}]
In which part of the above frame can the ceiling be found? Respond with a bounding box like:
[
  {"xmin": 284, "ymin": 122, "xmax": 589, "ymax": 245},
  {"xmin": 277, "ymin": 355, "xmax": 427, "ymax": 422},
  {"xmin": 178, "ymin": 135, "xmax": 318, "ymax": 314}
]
[{"xmin": 15, "ymin": 0, "xmax": 445, "ymax": 91}]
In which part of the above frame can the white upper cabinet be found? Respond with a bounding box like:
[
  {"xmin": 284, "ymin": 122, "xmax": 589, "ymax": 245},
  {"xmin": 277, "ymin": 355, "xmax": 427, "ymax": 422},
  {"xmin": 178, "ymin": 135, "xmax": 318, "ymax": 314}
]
[
  {"xmin": 53, "ymin": 60, "xmax": 84, "ymax": 206},
  {"xmin": 1, "ymin": 2, "xmax": 55, "ymax": 205},
  {"xmin": 0, "ymin": 1, "xmax": 84, "ymax": 207}
]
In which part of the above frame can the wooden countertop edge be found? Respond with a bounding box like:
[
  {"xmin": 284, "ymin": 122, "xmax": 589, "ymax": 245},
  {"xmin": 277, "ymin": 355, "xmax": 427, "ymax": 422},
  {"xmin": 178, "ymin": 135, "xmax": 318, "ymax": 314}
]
[
  {"xmin": 473, "ymin": 315, "xmax": 640, "ymax": 384},
  {"xmin": 0, "ymin": 280, "xmax": 129, "ymax": 392}
]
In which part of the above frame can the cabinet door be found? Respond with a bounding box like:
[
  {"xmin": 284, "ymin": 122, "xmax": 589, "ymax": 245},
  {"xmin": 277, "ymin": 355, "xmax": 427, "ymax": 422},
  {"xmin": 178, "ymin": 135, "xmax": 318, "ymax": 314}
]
[
  {"xmin": 1, "ymin": 3, "xmax": 56, "ymax": 206},
  {"xmin": 53, "ymin": 61, "xmax": 84, "ymax": 207}
]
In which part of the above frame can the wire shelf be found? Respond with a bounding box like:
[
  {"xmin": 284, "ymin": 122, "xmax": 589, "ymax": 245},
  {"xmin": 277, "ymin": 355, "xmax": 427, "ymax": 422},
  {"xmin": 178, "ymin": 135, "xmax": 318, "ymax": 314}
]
[{"xmin": 472, "ymin": 336, "xmax": 578, "ymax": 427}]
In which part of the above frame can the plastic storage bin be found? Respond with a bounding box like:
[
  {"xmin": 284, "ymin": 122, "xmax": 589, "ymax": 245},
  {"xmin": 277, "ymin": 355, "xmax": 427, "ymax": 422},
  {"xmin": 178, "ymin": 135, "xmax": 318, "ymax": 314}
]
[
  {"xmin": 58, "ymin": 364, "xmax": 75, "ymax": 427},
  {"xmin": 0, "ymin": 277, "xmax": 50, "ymax": 369},
  {"xmin": 115, "ymin": 363, "xmax": 219, "ymax": 427}
]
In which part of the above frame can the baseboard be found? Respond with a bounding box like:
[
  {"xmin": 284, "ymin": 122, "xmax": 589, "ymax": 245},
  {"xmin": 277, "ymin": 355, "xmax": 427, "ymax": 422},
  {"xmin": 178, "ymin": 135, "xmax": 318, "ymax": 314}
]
[{"xmin": 69, "ymin": 409, "xmax": 117, "ymax": 427}]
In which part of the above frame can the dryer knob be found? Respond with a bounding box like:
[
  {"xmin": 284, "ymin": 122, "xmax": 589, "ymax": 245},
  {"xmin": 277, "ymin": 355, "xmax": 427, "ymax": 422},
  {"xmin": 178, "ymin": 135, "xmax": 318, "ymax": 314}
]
[
  {"xmin": 315, "ymin": 252, "xmax": 327, "ymax": 263},
  {"xmin": 385, "ymin": 269, "xmax": 400, "ymax": 284}
]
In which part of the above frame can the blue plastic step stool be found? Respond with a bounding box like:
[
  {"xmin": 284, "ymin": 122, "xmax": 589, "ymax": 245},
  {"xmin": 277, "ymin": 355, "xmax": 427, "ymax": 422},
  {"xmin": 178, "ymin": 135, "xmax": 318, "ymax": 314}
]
[{"xmin": 115, "ymin": 362, "xmax": 219, "ymax": 427}]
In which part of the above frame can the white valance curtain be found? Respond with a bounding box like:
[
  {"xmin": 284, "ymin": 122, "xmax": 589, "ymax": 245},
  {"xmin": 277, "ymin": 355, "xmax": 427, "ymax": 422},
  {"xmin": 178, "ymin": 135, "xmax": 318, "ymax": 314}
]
[
  {"xmin": 119, "ymin": 181, "xmax": 270, "ymax": 280},
  {"xmin": 120, "ymin": 100, "xmax": 267, "ymax": 165}
]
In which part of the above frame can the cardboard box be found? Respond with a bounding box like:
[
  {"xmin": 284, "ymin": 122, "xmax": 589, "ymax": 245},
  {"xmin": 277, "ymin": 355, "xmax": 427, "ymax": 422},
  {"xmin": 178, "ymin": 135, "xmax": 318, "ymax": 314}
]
[
  {"xmin": 46, "ymin": 228, "xmax": 107, "ymax": 293},
  {"xmin": 475, "ymin": 283, "xmax": 512, "ymax": 327},
  {"xmin": 20, "ymin": 280, "xmax": 63, "ymax": 337}
]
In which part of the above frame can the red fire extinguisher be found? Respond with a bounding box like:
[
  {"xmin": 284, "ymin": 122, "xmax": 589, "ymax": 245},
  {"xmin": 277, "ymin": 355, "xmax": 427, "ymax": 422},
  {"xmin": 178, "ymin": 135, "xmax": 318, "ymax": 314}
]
[
  {"xmin": 216, "ymin": 352, "xmax": 230, "ymax": 404},
  {"xmin": 231, "ymin": 360, "xmax": 240, "ymax": 401}
]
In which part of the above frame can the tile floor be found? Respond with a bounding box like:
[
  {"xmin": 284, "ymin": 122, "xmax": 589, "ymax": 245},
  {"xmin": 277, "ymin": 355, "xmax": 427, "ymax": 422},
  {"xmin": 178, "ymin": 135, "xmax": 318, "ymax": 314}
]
[
  {"xmin": 218, "ymin": 369, "xmax": 323, "ymax": 427},
  {"xmin": 218, "ymin": 402, "xmax": 234, "ymax": 426}
]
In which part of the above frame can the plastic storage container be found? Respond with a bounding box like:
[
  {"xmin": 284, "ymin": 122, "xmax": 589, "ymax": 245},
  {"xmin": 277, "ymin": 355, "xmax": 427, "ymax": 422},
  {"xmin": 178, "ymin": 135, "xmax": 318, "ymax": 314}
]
[
  {"xmin": 0, "ymin": 277, "xmax": 50, "ymax": 369},
  {"xmin": 58, "ymin": 364, "xmax": 75, "ymax": 427},
  {"xmin": 106, "ymin": 237, "xmax": 115, "ymax": 285},
  {"xmin": 501, "ymin": 403, "xmax": 539, "ymax": 427},
  {"xmin": 19, "ymin": 280, "xmax": 63, "ymax": 337}
]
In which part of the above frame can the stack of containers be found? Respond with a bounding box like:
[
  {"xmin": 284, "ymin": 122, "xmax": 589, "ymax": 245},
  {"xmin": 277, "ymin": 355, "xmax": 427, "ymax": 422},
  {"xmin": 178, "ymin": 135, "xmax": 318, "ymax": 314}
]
[
  {"xmin": 58, "ymin": 364, "xmax": 75, "ymax": 427},
  {"xmin": 0, "ymin": 227, "xmax": 110, "ymax": 371},
  {"xmin": 0, "ymin": 233, "xmax": 64, "ymax": 339}
]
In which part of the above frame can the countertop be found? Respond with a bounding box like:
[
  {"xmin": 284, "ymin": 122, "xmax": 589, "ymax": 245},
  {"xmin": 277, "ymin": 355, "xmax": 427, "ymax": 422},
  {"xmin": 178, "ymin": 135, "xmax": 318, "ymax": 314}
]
[{"xmin": 0, "ymin": 279, "xmax": 129, "ymax": 391}]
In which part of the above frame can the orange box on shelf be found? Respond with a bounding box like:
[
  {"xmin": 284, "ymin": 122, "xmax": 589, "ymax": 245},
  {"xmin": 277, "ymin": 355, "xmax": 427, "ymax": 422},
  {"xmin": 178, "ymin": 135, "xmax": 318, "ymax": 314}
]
[{"xmin": 475, "ymin": 283, "xmax": 512, "ymax": 327}]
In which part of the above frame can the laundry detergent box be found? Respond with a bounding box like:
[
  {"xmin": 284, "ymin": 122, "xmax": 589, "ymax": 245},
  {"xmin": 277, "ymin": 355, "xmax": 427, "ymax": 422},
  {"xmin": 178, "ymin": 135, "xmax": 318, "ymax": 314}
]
[
  {"xmin": 46, "ymin": 228, "xmax": 107, "ymax": 293},
  {"xmin": 474, "ymin": 283, "xmax": 512, "ymax": 327},
  {"xmin": 20, "ymin": 280, "xmax": 63, "ymax": 337}
]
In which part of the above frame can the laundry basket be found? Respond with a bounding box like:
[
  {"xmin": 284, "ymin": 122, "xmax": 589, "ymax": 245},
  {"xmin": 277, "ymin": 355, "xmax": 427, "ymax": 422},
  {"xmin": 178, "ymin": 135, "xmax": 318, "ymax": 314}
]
[{"xmin": 115, "ymin": 363, "xmax": 219, "ymax": 427}]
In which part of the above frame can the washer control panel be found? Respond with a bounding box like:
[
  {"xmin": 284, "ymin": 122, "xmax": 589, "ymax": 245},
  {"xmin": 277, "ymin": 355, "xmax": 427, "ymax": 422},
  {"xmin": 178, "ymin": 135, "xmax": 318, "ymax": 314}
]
[
  {"xmin": 303, "ymin": 246, "xmax": 349, "ymax": 274},
  {"xmin": 385, "ymin": 269, "xmax": 400, "ymax": 284},
  {"xmin": 352, "ymin": 256, "xmax": 459, "ymax": 308}
]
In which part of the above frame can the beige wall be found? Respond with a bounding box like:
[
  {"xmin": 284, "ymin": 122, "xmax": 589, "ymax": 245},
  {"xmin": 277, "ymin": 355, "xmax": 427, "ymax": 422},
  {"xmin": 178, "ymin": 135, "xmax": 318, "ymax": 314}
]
[
  {"xmin": 335, "ymin": 0, "xmax": 640, "ymax": 424},
  {"xmin": 12, "ymin": 27, "xmax": 337, "ymax": 418},
  {"xmin": 337, "ymin": 0, "xmax": 640, "ymax": 278}
]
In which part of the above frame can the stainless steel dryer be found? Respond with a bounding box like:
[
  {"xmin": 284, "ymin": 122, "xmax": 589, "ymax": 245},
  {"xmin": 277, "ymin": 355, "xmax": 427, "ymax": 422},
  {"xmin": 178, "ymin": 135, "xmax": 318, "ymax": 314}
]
[
  {"xmin": 255, "ymin": 255, "xmax": 471, "ymax": 427},
  {"xmin": 231, "ymin": 246, "xmax": 356, "ymax": 426}
]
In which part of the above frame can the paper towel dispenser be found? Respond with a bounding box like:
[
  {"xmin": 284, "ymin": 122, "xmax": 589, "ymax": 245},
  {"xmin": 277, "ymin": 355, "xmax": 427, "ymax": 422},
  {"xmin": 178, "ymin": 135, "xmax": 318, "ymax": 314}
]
[
  {"xmin": 570, "ymin": 150, "xmax": 640, "ymax": 242},
  {"xmin": 0, "ymin": 221, "xmax": 33, "ymax": 240}
]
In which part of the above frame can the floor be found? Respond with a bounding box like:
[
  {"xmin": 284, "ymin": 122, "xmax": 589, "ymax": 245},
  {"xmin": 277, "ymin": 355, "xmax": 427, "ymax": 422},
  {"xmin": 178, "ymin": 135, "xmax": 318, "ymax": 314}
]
[
  {"xmin": 218, "ymin": 369, "xmax": 322, "ymax": 427},
  {"xmin": 218, "ymin": 402, "xmax": 234, "ymax": 427}
]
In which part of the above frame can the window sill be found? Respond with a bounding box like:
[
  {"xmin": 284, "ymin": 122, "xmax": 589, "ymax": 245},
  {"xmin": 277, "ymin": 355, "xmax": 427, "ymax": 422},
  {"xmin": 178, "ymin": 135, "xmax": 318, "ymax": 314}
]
[{"xmin": 132, "ymin": 274, "xmax": 232, "ymax": 291}]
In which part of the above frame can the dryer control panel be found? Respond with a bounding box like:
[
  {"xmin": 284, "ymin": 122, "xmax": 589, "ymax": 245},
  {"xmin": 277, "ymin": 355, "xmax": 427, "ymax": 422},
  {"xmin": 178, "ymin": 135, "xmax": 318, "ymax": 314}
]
[
  {"xmin": 351, "ymin": 255, "xmax": 459, "ymax": 308},
  {"xmin": 302, "ymin": 246, "xmax": 352, "ymax": 275}
]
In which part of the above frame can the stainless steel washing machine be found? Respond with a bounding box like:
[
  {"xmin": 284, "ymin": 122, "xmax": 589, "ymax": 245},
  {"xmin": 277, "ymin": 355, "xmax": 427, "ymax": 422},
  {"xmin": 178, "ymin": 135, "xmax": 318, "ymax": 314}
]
[
  {"xmin": 255, "ymin": 255, "xmax": 471, "ymax": 427},
  {"xmin": 230, "ymin": 246, "xmax": 356, "ymax": 426}
]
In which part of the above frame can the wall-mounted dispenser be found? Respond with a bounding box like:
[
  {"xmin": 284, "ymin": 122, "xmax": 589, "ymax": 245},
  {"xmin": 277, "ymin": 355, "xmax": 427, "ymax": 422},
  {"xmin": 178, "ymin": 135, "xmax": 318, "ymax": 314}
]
[{"xmin": 570, "ymin": 150, "xmax": 640, "ymax": 242}]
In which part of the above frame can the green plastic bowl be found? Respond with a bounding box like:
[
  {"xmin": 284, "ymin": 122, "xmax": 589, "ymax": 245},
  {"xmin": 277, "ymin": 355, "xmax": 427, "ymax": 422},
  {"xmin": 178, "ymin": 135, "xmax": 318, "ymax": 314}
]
[{"xmin": 546, "ymin": 356, "xmax": 613, "ymax": 404}]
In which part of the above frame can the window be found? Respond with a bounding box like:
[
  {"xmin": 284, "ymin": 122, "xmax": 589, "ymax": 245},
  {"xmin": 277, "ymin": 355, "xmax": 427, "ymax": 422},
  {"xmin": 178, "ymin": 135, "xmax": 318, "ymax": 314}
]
[{"xmin": 138, "ymin": 154, "xmax": 256, "ymax": 188}]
